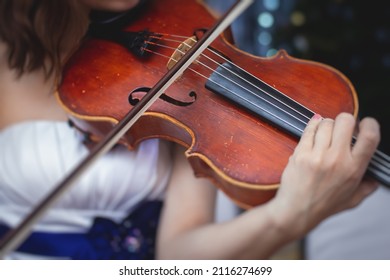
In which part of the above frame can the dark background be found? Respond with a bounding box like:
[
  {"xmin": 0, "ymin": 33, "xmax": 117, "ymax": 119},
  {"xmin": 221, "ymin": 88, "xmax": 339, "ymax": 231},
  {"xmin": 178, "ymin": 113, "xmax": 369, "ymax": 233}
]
[{"xmin": 207, "ymin": 0, "xmax": 389, "ymax": 155}]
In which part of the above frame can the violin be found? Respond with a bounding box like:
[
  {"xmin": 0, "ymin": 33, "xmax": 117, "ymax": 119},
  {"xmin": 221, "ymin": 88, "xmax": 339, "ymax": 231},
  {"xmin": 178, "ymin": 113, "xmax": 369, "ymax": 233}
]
[
  {"xmin": 57, "ymin": 0, "xmax": 389, "ymax": 208},
  {"xmin": 0, "ymin": 0, "xmax": 389, "ymax": 258}
]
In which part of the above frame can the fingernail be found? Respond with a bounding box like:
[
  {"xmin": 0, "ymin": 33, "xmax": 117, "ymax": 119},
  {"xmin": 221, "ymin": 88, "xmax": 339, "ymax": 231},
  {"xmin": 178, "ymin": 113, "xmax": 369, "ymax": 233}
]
[{"xmin": 312, "ymin": 113, "xmax": 322, "ymax": 120}]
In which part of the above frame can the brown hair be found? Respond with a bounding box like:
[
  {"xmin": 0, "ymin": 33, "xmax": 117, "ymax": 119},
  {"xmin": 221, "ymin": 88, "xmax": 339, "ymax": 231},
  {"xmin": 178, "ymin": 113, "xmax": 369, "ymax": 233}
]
[{"xmin": 0, "ymin": 0, "xmax": 89, "ymax": 78}]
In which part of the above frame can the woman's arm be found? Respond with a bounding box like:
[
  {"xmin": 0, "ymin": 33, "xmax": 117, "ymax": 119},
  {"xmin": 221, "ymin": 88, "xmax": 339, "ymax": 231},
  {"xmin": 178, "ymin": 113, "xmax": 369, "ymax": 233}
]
[{"xmin": 156, "ymin": 143, "xmax": 289, "ymax": 259}]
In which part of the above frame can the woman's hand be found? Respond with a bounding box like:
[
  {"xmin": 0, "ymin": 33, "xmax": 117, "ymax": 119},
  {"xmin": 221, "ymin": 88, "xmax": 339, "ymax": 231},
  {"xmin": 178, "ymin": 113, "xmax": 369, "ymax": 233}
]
[
  {"xmin": 157, "ymin": 113, "xmax": 381, "ymax": 259},
  {"xmin": 269, "ymin": 112, "xmax": 381, "ymax": 239}
]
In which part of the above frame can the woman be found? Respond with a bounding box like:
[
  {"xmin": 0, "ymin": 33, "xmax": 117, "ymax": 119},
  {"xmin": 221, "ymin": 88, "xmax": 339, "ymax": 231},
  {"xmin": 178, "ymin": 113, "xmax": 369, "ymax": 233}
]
[{"xmin": 0, "ymin": 0, "xmax": 381, "ymax": 259}]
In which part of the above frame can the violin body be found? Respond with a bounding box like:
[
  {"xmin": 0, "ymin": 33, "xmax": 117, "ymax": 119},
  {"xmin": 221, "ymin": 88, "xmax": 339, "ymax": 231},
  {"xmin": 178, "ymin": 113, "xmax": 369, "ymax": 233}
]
[{"xmin": 58, "ymin": 0, "xmax": 358, "ymax": 208}]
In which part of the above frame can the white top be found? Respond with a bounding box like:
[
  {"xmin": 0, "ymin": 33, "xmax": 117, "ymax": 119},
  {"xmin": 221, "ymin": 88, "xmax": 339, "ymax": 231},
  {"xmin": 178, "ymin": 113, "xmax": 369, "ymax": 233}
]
[{"xmin": 0, "ymin": 121, "xmax": 173, "ymax": 234}]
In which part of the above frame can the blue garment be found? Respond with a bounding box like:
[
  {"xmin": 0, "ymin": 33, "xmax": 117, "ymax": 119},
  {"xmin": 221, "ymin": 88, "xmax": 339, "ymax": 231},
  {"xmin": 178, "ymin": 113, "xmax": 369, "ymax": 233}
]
[{"xmin": 0, "ymin": 200, "xmax": 163, "ymax": 259}]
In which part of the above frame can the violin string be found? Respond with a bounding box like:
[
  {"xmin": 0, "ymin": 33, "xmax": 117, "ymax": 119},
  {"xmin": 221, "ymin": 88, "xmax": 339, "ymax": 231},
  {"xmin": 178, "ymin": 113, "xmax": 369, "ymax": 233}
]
[
  {"xmin": 143, "ymin": 42, "xmax": 306, "ymax": 135},
  {"xmin": 141, "ymin": 48, "xmax": 302, "ymax": 133},
  {"xmin": 148, "ymin": 35, "xmax": 310, "ymax": 130},
  {"xmin": 144, "ymin": 34, "xmax": 390, "ymax": 178},
  {"xmin": 151, "ymin": 34, "xmax": 314, "ymax": 122},
  {"xmin": 141, "ymin": 48, "xmax": 210, "ymax": 79},
  {"xmin": 198, "ymin": 50, "xmax": 312, "ymax": 120},
  {"xmin": 145, "ymin": 40, "xmax": 181, "ymax": 52}
]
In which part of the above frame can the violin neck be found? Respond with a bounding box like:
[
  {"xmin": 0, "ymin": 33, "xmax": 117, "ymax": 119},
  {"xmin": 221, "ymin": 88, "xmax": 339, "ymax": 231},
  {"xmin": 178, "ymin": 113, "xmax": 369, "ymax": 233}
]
[{"xmin": 206, "ymin": 62, "xmax": 390, "ymax": 188}]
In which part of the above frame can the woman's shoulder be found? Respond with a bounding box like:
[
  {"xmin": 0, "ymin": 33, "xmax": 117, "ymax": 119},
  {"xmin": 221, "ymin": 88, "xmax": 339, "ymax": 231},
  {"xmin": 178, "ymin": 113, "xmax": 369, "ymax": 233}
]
[{"xmin": 0, "ymin": 46, "xmax": 68, "ymax": 129}]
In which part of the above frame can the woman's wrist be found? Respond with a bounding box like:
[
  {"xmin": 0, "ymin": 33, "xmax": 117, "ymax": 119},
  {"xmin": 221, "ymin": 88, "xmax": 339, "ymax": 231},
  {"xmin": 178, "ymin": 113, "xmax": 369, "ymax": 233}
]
[{"xmin": 264, "ymin": 198, "xmax": 306, "ymax": 243}]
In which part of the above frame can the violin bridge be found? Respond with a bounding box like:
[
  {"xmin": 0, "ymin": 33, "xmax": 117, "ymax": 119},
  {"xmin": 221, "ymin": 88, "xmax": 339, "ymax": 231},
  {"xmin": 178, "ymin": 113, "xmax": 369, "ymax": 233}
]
[{"xmin": 167, "ymin": 36, "xmax": 198, "ymax": 70}]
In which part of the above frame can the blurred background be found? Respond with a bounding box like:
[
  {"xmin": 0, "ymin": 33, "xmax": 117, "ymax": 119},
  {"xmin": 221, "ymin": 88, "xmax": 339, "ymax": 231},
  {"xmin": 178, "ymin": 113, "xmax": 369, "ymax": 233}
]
[{"xmin": 206, "ymin": 0, "xmax": 389, "ymax": 155}]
